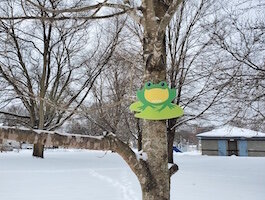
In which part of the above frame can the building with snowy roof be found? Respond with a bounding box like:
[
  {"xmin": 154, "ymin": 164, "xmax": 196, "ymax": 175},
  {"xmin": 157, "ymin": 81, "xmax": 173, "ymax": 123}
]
[{"xmin": 196, "ymin": 126, "xmax": 265, "ymax": 157}]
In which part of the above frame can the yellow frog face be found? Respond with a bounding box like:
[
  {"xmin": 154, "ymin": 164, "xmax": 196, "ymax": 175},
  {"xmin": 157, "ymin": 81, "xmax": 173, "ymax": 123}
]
[{"xmin": 144, "ymin": 88, "xmax": 169, "ymax": 104}]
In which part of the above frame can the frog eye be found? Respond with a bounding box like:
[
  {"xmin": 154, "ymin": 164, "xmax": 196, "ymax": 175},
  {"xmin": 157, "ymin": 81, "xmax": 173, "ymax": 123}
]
[
  {"xmin": 146, "ymin": 82, "xmax": 152, "ymax": 88},
  {"xmin": 160, "ymin": 81, "xmax": 167, "ymax": 87}
]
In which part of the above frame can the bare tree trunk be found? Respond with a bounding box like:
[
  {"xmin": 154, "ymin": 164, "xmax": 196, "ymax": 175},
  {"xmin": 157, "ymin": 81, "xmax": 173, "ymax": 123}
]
[
  {"xmin": 33, "ymin": 143, "xmax": 44, "ymax": 158},
  {"xmin": 167, "ymin": 118, "xmax": 176, "ymax": 163},
  {"xmin": 32, "ymin": 18, "xmax": 52, "ymax": 158},
  {"xmin": 140, "ymin": 44, "xmax": 170, "ymax": 199},
  {"xmin": 137, "ymin": 119, "xmax": 143, "ymax": 151},
  {"xmin": 138, "ymin": 0, "xmax": 183, "ymax": 199},
  {"xmin": 141, "ymin": 121, "xmax": 170, "ymax": 200},
  {"xmin": 0, "ymin": 139, "xmax": 3, "ymax": 152}
]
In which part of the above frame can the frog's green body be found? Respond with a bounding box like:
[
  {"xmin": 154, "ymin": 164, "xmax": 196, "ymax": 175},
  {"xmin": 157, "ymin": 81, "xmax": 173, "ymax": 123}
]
[
  {"xmin": 130, "ymin": 81, "xmax": 183, "ymax": 120},
  {"xmin": 136, "ymin": 81, "xmax": 176, "ymax": 112}
]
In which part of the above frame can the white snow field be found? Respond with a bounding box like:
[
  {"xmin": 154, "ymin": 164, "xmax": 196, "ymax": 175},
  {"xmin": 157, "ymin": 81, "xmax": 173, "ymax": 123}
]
[{"xmin": 0, "ymin": 150, "xmax": 265, "ymax": 200}]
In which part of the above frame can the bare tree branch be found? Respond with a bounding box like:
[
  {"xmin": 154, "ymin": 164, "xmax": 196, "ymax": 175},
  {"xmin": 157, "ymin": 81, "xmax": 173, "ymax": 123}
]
[
  {"xmin": 25, "ymin": 0, "xmax": 131, "ymax": 14},
  {"xmin": 0, "ymin": 11, "xmax": 129, "ymax": 21},
  {"xmin": 169, "ymin": 163, "xmax": 179, "ymax": 176},
  {"xmin": 0, "ymin": 126, "xmax": 152, "ymax": 187},
  {"xmin": 157, "ymin": 0, "xmax": 183, "ymax": 37},
  {"xmin": 0, "ymin": 111, "xmax": 30, "ymax": 119}
]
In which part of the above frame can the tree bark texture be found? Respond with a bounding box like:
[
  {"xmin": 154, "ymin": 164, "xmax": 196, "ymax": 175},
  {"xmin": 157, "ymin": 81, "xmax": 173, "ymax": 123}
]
[
  {"xmin": 142, "ymin": 121, "xmax": 170, "ymax": 200},
  {"xmin": 0, "ymin": 139, "xmax": 3, "ymax": 151},
  {"xmin": 167, "ymin": 118, "xmax": 177, "ymax": 163},
  {"xmin": 139, "ymin": 1, "xmax": 183, "ymax": 199},
  {"xmin": 33, "ymin": 143, "xmax": 44, "ymax": 158},
  {"xmin": 137, "ymin": 118, "xmax": 143, "ymax": 151}
]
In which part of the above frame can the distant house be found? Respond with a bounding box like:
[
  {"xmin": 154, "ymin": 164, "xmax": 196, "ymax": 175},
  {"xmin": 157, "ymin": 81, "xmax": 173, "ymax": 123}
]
[{"xmin": 197, "ymin": 126, "xmax": 265, "ymax": 157}]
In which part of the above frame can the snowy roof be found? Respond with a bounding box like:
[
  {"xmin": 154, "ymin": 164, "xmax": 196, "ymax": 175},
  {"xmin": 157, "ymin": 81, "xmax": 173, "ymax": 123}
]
[{"xmin": 197, "ymin": 126, "xmax": 265, "ymax": 138}]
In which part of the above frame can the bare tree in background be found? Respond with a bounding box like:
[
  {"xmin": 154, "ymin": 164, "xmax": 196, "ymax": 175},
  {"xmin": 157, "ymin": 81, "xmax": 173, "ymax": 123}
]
[
  {"xmin": 0, "ymin": 1, "xmax": 121, "ymax": 157},
  {"xmin": 164, "ymin": 0, "xmax": 238, "ymax": 162},
  {"xmin": 204, "ymin": 0, "xmax": 265, "ymax": 131},
  {"xmin": 69, "ymin": 18, "xmax": 143, "ymax": 145}
]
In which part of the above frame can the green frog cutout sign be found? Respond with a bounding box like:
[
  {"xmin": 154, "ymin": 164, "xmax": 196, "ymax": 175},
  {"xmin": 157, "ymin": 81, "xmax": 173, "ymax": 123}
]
[{"xmin": 130, "ymin": 81, "xmax": 184, "ymax": 120}]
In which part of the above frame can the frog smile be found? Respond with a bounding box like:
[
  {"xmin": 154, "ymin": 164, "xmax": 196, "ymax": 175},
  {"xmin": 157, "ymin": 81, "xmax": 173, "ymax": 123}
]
[{"xmin": 144, "ymin": 88, "xmax": 169, "ymax": 104}]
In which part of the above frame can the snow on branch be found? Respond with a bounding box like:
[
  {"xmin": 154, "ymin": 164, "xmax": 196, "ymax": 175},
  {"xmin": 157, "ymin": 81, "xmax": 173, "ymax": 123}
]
[
  {"xmin": 136, "ymin": 150, "xmax": 148, "ymax": 161},
  {"xmin": 0, "ymin": 126, "xmax": 109, "ymax": 150}
]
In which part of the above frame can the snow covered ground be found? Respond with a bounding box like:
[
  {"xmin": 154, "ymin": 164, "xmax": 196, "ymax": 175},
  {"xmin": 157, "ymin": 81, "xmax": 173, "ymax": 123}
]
[{"xmin": 0, "ymin": 150, "xmax": 265, "ymax": 200}]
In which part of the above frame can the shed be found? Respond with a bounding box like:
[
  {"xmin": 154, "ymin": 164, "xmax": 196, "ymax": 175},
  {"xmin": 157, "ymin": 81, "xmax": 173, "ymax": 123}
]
[{"xmin": 196, "ymin": 126, "xmax": 265, "ymax": 157}]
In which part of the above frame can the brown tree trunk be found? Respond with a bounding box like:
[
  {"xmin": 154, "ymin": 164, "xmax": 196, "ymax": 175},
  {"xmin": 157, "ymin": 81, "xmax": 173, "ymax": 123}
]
[
  {"xmin": 138, "ymin": 0, "xmax": 177, "ymax": 198},
  {"xmin": 0, "ymin": 139, "xmax": 3, "ymax": 152},
  {"xmin": 142, "ymin": 188, "xmax": 169, "ymax": 200},
  {"xmin": 32, "ymin": 21, "xmax": 52, "ymax": 158},
  {"xmin": 141, "ymin": 121, "xmax": 170, "ymax": 200},
  {"xmin": 167, "ymin": 118, "xmax": 177, "ymax": 163},
  {"xmin": 137, "ymin": 119, "xmax": 143, "ymax": 151},
  {"xmin": 33, "ymin": 143, "xmax": 44, "ymax": 158}
]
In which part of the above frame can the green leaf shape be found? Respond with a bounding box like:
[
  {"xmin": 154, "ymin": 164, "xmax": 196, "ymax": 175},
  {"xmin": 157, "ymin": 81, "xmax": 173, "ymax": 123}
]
[{"xmin": 129, "ymin": 101, "xmax": 184, "ymax": 120}]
